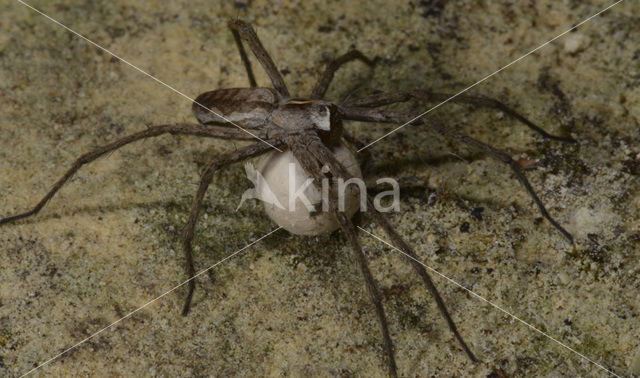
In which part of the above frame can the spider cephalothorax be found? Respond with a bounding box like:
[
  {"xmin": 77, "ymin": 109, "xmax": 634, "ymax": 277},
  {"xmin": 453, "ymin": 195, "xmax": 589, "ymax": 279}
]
[{"xmin": 272, "ymin": 99, "xmax": 343, "ymax": 146}]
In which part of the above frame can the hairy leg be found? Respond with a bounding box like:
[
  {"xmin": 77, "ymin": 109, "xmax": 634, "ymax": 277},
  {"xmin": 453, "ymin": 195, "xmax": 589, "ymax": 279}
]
[
  {"xmin": 366, "ymin": 199, "xmax": 477, "ymax": 361},
  {"xmin": 334, "ymin": 210, "xmax": 398, "ymax": 378},
  {"xmin": 288, "ymin": 136, "xmax": 398, "ymax": 377},
  {"xmin": 311, "ymin": 50, "xmax": 376, "ymax": 99},
  {"xmin": 429, "ymin": 121, "xmax": 574, "ymax": 242},
  {"xmin": 340, "ymin": 91, "xmax": 576, "ymax": 143},
  {"xmin": 0, "ymin": 123, "xmax": 261, "ymax": 226},
  {"xmin": 339, "ymin": 107, "xmax": 574, "ymax": 242},
  {"xmin": 181, "ymin": 142, "xmax": 278, "ymax": 315},
  {"xmin": 309, "ymin": 135, "xmax": 477, "ymax": 368},
  {"xmin": 229, "ymin": 22, "xmax": 257, "ymax": 88},
  {"xmin": 227, "ymin": 20, "xmax": 290, "ymax": 98}
]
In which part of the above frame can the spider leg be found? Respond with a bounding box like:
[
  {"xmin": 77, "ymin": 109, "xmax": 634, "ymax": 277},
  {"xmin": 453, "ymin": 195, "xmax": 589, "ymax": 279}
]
[
  {"xmin": 429, "ymin": 122, "xmax": 574, "ymax": 243},
  {"xmin": 227, "ymin": 20, "xmax": 290, "ymax": 98},
  {"xmin": 288, "ymin": 137, "xmax": 397, "ymax": 377},
  {"xmin": 334, "ymin": 210, "xmax": 398, "ymax": 378},
  {"xmin": 365, "ymin": 198, "xmax": 477, "ymax": 362},
  {"xmin": 340, "ymin": 91, "xmax": 576, "ymax": 143},
  {"xmin": 180, "ymin": 142, "xmax": 278, "ymax": 315},
  {"xmin": 338, "ymin": 107, "xmax": 574, "ymax": 243},
  {"xmin": 229, "ymin": 22, "xmax": 257, "ymax": 87},
  {"xmin": 0, "ymin": 123, "xmax": 260, "ymax": 226},
  {"xmin": 310, "ymin": 50, "xmax": 376, "ymax": 99},
  {"xmin": 308, "ymin": 137, "xmax": 476, "ymax": 366}
]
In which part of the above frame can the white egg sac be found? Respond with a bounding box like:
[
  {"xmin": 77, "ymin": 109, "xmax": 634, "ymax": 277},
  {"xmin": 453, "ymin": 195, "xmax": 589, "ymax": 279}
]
[{"xmin": 256, "ymin": 142, "xmax": 363, "ymax": 235}]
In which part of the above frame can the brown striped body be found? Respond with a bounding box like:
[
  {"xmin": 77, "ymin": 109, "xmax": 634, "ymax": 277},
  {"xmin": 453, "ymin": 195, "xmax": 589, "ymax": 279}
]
[
  {"xmin": 192, "ymin": 87, "xmax": 278, "ymax": 128},
  {"xmin": 192, "ymin": 88, "xmax": 343, "ymax": 146}
]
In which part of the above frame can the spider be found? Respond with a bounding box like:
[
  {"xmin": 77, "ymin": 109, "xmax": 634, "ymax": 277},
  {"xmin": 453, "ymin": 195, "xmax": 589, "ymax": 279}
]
[{"xmin": 0, "ymin": 20, "xmax": 576, "ymax": 377}]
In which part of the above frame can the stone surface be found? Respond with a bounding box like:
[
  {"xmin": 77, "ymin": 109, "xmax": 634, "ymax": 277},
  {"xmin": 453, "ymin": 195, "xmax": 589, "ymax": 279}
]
[{"xmin": 0, "ymin": 0, "xmax": 639, "ymax": 376}]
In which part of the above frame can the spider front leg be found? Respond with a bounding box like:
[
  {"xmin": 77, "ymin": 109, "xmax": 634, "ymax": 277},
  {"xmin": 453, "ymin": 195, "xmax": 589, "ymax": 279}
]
[
  {"xmin": 0, "ymin": 123, "xmax": 258, "ymax": 226},
  {"xmin": 339, "ymin": 107, "xmax": 574, "ymax": 243},
  {"xmin": 180, "ymin": 141, "xmax": 278, "ymax": 315},
  {"xmin": 341, "ymin": 91, "xmax": 576, "ymax": 143},
  {"xmin": 227, "ymin": 20, "xmax": 290, "ymax": 98}
]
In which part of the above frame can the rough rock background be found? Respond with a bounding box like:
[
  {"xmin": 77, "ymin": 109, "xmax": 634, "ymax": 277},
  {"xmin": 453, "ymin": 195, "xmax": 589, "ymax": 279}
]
[{"xmin": 0, "ymin": 0, "xmax": 638, "ymax": 376}]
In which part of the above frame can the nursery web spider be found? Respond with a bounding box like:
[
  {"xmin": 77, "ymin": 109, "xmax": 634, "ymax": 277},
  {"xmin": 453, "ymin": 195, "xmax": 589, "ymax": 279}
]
[{"xmin": 1, "ymin": 20, "xmax": 576, "ymax": 377}]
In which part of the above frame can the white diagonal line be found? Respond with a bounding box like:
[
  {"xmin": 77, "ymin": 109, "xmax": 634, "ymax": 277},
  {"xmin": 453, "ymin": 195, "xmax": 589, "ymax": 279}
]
[
  {"xmin": 357, "ymin": 226, "xmax": 621, "ymax": 377},
  {"xmin": 19, "ymin": 226, "xmax": 282, "ymax": 378},
  {"xmin": 17, "ymin": 0, "xmax": 283, "ymax": 152},
  {"xmin": 357, "ymin": 0, "xmax": 624, "ymax": 152}
]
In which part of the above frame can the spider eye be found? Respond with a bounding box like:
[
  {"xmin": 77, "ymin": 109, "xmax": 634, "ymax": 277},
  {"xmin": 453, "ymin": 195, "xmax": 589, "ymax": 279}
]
[{"xmin": 318, "ymin": 106, "xmax": 328, "ymax": 116}]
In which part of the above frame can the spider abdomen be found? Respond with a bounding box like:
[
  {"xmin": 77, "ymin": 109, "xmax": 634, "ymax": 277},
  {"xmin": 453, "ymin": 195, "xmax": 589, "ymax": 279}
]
[{"xmin": 192, "ymin": 87, "xmax": 278, "ymax": 128}]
